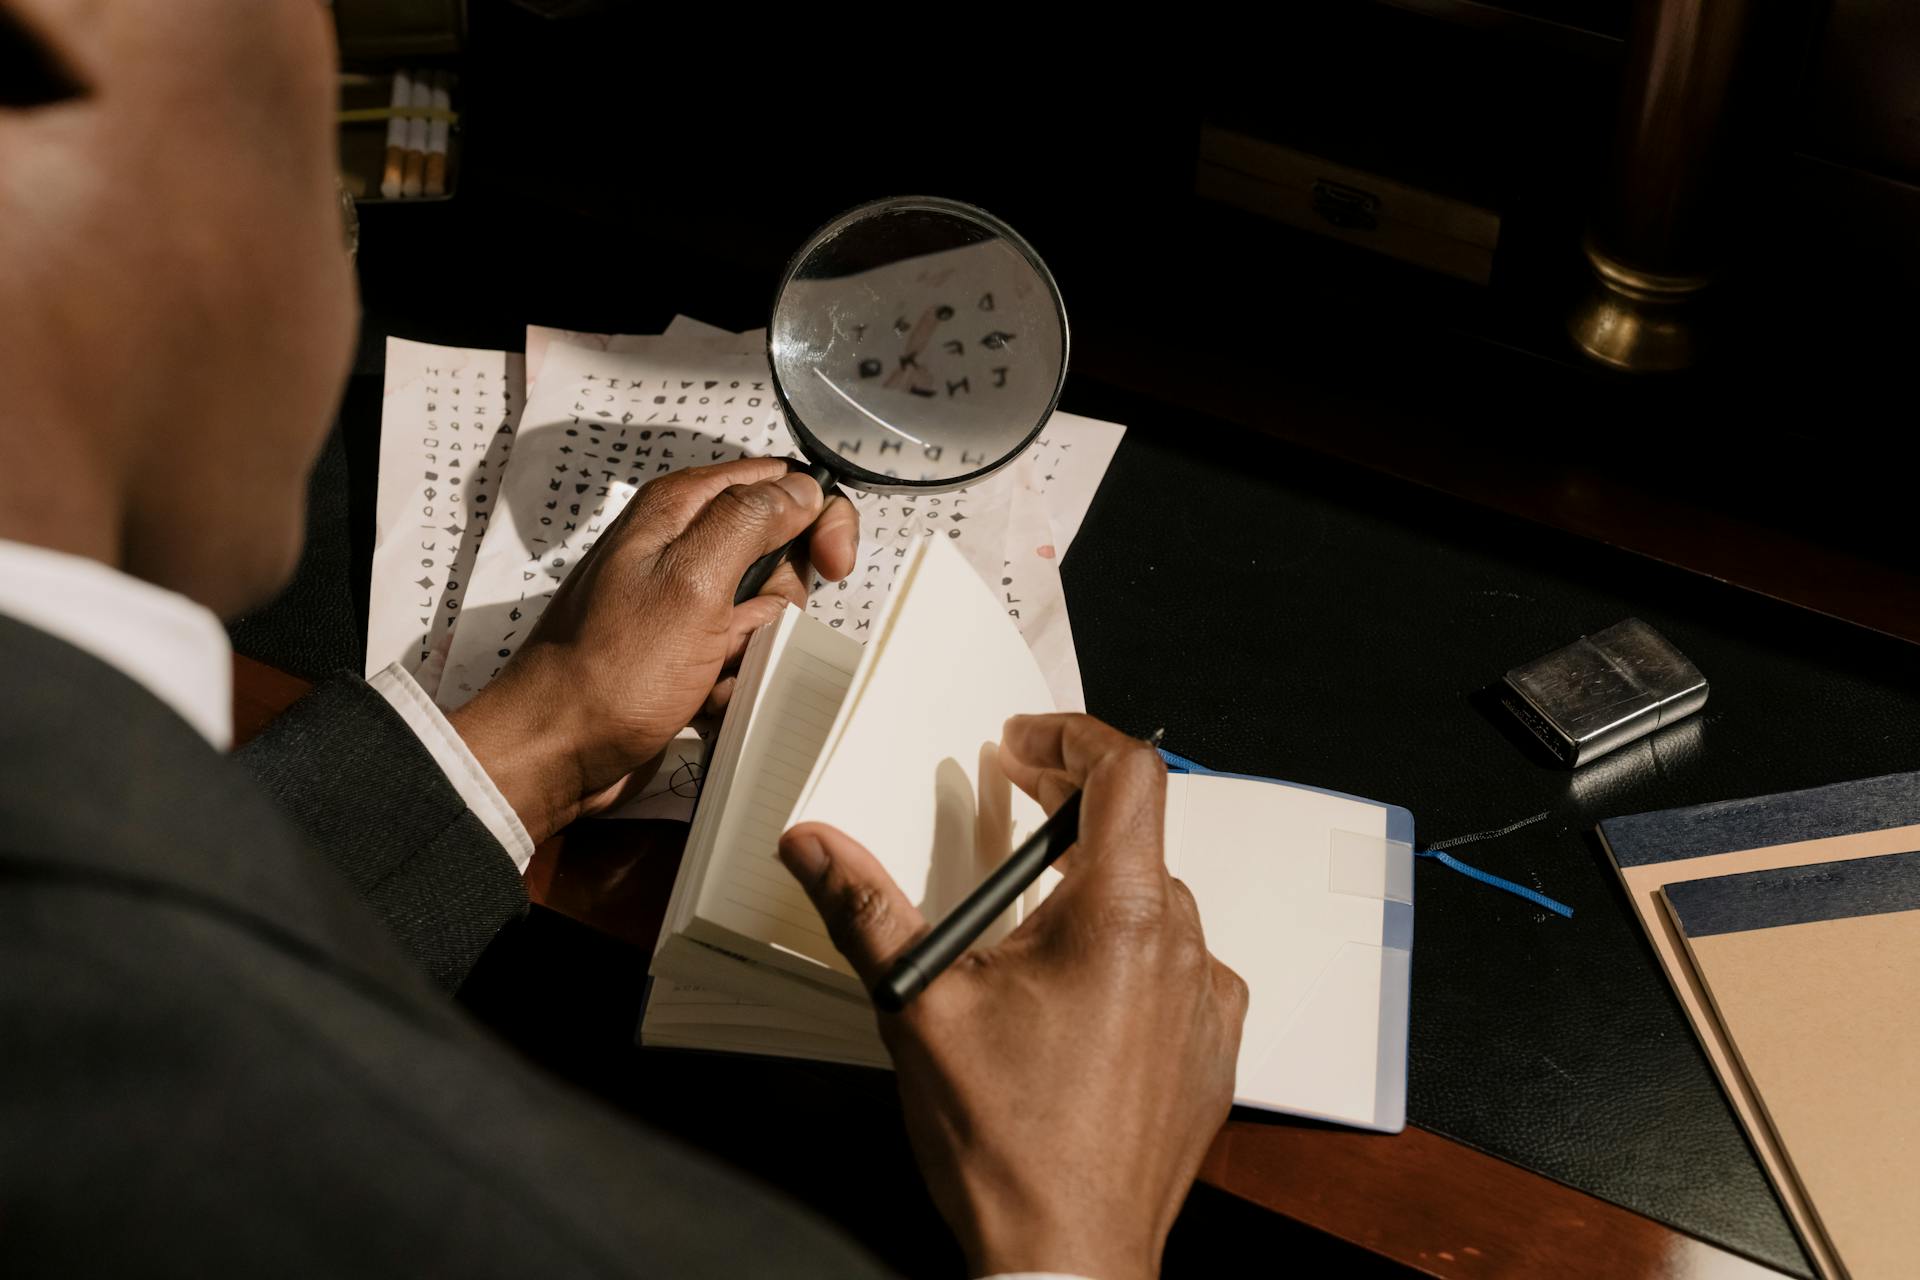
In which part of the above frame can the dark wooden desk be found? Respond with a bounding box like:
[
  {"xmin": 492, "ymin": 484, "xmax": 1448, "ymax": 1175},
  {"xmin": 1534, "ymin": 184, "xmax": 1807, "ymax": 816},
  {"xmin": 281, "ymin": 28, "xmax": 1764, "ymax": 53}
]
[{"xmin": 235, "ymin": 653, "xmax": 1784, "ymax": 1280}]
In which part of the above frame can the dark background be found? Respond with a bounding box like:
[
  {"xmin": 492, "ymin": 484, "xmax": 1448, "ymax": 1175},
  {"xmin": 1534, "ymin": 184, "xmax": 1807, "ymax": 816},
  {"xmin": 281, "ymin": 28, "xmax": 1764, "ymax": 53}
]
[
  {"xmin": 294, "ymin": 0, "xmax": 1920, "ymax": 652},
  {"xmin": 233, "ymin": 4, "xmax": 1920, "ymax": 1275}
]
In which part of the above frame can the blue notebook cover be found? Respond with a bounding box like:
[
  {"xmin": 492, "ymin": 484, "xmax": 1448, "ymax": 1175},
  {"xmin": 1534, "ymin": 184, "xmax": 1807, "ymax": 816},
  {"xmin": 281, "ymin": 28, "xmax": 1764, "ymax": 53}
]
[
  {"xmin": 1599, "ymin": 770, "xmax": 1920, "ymax": 869},
  {"xmin": 1663, "ymin": 849, "xmax": 1920, "ymax": 940}
]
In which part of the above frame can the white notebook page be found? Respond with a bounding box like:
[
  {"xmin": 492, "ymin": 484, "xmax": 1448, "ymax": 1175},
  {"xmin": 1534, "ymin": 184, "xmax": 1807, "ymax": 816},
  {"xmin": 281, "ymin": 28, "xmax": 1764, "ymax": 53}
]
[
  {"xmin": 791, "ymin": 536, "xmax": 1057, "ymax": 937},
  {"xmin": 1173, "ymin": 772, "xmax": 1406, "ymax": 1125},
  {"xmin": 692, "ymin": 615, "xmax": 863, "ymax": 975}
]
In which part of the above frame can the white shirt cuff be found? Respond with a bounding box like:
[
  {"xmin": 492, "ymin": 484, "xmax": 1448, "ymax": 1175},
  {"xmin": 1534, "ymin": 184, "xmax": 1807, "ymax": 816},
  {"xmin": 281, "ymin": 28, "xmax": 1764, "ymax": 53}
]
[{"xmin": 368, "ymin": 662, "xmax": 537, "ymax": 874}]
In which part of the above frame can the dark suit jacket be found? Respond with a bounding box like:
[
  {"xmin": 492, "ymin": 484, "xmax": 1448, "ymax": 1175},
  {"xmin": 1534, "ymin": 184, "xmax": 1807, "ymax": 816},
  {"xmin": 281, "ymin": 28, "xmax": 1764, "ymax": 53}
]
[{"xmin": 0, "ymin": 614, "xmax": 890, "ymax": 1277}]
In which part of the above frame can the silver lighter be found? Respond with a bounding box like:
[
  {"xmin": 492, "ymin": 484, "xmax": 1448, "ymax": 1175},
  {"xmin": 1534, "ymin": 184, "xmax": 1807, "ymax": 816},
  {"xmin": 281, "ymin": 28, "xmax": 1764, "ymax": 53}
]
[{"xmin": 1500, "ymin": 618, "xmax": 1708, "ymax": 768}]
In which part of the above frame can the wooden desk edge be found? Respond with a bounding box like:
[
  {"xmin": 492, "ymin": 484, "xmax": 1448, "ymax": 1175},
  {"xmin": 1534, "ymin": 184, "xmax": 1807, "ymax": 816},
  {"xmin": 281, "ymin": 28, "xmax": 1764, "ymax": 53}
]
[{"xmin": 232, "ymin": 654, "xmax": 1791, "ymax": 1280}]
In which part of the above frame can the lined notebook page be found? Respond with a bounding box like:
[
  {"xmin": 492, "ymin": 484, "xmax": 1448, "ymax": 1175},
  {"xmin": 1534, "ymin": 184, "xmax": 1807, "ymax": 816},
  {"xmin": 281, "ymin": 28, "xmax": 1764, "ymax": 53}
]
[
  {"xmin": 694, "ymin": 617, "xmax": 862, "ymax": 975},
  {"xmin": 657, "ymin": 609, "xmax": 790, "ymax": 946}
]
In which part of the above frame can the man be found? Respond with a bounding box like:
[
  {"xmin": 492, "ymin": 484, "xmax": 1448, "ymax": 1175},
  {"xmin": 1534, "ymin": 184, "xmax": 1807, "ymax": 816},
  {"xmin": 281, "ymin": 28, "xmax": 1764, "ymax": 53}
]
[{"xmin": 0, "ymin": 5, "xmax": 1247, "ymax": 1278}]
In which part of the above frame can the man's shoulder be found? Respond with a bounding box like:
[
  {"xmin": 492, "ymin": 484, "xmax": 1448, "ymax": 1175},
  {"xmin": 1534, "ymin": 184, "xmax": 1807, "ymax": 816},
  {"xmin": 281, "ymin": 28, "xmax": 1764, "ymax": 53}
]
[
  {"xmin": 0, "ymin": 614, "xmax": 447, "ymax": 1002},
  {"xmin": 0, "ymin": 877, "xmax": 892, "ymax": 1280},
  {"xmin": 0, "ymin": 879, "xmax": 552, "ymax": 1271}
]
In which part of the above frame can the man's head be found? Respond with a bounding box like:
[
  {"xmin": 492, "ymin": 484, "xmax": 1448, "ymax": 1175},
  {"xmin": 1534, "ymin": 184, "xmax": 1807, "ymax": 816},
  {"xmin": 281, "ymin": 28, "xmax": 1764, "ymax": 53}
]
[{"xmin": 0, "ymin": 1, "xmax": 355, "ymax": 616}]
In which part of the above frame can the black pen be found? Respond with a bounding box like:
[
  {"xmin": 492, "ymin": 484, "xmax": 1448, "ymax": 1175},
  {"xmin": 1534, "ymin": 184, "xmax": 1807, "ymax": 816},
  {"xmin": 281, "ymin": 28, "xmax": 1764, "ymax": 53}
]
[{"xmin": 871, "ymin": 727, "xmax": 1166, "ymax": 1012}]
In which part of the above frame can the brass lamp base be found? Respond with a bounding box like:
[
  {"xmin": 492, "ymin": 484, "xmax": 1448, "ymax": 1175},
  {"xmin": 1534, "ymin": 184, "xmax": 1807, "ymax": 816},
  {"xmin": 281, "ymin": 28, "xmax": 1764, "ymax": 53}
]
[{"xmin": 1567, "ymin": 240, "xmax": 1710, "ymax": 373}]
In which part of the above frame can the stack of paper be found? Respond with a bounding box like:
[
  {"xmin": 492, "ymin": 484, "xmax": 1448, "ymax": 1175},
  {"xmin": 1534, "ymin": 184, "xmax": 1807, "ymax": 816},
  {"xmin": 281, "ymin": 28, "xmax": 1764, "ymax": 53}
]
[{"xmin": 368, "ymin": 317, "xmax": 1125, "ymax": 820}]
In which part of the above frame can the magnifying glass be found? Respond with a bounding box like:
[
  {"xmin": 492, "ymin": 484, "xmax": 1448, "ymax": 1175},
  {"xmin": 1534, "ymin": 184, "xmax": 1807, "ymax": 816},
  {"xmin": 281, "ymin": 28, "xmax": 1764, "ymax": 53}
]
[{"xmin": 734, "ymin": 196, "xmax": 1070, "ymax": 603}]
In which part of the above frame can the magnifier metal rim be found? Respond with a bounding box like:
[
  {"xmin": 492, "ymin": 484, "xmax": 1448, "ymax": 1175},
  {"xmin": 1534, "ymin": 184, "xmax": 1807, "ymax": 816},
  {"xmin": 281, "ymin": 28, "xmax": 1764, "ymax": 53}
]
[{"xmin": 765, "ymin": 194, "xmax": 1070, "ymax": 496}]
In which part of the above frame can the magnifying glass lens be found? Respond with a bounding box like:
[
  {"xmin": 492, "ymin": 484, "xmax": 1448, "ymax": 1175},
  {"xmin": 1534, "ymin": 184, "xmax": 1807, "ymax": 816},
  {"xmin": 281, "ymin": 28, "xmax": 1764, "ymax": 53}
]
[
  {"xmin": 735, "ymin": 198, "xmax": 1068, "ymax": 605},
  {"xmin": 767, "ymin": 199, "xmax": 1068, "ymax": 492}
]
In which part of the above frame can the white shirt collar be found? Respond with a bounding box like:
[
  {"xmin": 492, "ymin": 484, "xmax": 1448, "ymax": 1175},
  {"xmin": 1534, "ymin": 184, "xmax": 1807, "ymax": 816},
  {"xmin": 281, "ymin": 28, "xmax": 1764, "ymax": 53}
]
[{"xmin": 0, "ymin": 539, "xmax": 233, "ymax": 749}]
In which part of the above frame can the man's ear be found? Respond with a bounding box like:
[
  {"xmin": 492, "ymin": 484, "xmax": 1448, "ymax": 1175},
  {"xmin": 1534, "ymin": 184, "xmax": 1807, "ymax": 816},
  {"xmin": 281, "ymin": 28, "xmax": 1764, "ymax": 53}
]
[{"xmin": 1, "ymin": 3, "xmax": 89, "ymax": 108}]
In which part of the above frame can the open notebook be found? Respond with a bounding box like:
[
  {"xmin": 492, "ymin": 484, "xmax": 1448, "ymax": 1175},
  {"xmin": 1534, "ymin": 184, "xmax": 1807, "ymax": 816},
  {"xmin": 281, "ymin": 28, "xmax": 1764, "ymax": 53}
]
[{"xmin": 645, "ymin": 535, "xmax": 1415, "ymax": 1131}]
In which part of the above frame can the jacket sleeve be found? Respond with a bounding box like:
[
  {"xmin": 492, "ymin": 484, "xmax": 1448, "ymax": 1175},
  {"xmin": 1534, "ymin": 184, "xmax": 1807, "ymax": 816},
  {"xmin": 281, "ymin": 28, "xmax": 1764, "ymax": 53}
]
[{"xmin": 234, "ymin": 674, "xmax": 528, "ymax": 991}]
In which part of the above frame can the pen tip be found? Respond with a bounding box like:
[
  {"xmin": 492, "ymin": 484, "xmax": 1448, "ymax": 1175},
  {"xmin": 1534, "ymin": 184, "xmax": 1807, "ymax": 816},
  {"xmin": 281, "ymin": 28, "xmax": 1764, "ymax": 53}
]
[{"xmin": 1146, "ymin": 727, "xmax": 1166, "ymax": 747}]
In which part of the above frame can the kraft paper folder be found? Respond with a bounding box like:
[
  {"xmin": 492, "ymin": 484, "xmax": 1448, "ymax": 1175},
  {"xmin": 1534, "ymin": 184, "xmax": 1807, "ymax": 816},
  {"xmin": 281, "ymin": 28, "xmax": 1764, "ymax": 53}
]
[{"xmin": 1599, "ymin": 771, "xmax": 1920, "ymax": 1280}]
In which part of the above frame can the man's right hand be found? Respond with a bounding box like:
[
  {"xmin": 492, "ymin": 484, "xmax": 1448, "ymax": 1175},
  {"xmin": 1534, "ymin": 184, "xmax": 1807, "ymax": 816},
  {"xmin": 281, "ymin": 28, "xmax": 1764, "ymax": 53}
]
[{"xmin": 779, "ymin": 714, "xmax": 1248, "ymax": 1280}]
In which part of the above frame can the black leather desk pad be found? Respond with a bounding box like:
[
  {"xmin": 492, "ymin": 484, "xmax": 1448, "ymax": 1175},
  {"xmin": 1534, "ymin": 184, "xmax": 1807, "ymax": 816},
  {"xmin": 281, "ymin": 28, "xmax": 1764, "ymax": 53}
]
[
  {"xmin": 1054, "ymin": 380, "xmax": 1920, "ymax": 1277},
  {"xmin": 243, "ymin": 348, "xmax": 1920, "ymax": 1276}
]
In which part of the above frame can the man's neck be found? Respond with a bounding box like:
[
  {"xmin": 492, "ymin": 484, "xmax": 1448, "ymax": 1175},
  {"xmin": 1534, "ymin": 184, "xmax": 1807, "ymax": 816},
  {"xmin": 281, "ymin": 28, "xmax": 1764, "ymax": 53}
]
[{"xmin": 0, "ymin": 435, "xmax": 128, "ymax": 573}]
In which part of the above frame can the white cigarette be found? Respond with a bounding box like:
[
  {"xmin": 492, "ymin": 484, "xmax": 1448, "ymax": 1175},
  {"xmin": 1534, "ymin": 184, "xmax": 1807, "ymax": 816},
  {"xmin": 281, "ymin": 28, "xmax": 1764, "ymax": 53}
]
[
  {"xmin": 402, "ymin": 72, "xmax": 431, "ymax": 197},
  {"xmin": 380, "ymin": 70, "xmax": 410, "ymax": 199}
]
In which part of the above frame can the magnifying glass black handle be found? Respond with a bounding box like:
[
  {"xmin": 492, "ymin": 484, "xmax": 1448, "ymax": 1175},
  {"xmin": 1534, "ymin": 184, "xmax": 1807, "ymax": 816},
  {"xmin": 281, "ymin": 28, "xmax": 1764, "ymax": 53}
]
[{"xmin": 733, "ymin": 460, "xmax": 839, "ymax": 605}]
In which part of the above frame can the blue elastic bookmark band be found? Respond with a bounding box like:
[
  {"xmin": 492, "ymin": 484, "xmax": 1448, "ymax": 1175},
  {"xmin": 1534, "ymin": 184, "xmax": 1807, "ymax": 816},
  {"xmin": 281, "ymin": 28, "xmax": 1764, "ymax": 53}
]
[
  {"xmin": 1158, "ymin": 746, "xmax": 1571, "ymax": 918},
  {"xmin": 1416, "ymin": 849, "xmax": 1573, "ymax": 918}
]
